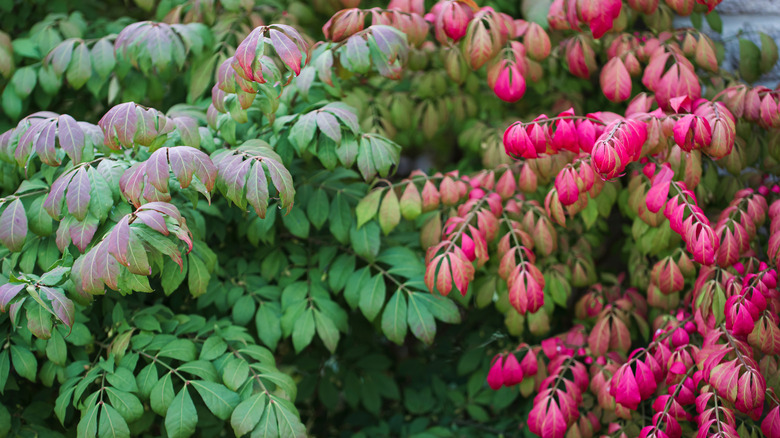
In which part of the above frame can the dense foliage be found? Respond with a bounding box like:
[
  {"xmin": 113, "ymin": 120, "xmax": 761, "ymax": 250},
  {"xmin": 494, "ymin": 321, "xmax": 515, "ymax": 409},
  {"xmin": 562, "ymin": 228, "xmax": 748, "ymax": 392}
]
[{"xmin": 1, "ymin": 0, "xmax": 780, "ymax": 437}]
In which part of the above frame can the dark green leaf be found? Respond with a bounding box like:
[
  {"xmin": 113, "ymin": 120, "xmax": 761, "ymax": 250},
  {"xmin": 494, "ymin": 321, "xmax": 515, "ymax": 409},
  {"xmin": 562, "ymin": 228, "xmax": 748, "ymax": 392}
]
[
  {"xmin": 191, "ymin": 380, "xmax": 240, "ymax": 420},
  {"xmin": 165, "ymin": 387, "xmax": 198, "ymax": 438}
]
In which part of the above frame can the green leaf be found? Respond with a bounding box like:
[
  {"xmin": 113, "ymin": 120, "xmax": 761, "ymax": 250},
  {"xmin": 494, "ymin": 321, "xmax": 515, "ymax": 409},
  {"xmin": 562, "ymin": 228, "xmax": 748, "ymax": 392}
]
[
  {"xmin": 281, "ymin": 206, "xmax": 310, "ymax": 239},
  {"xmin": 187, "ymin": 254, "xmax": 210, "ymax": 298},
  {"xmin": 106, "ymin": 367, "xmax": 138, "ymax": 392},
  {"xmin": 407, "ymin": 294, "xmax": 436, "ymax": 344},
  {"xmin": 739, "ymin": 38, "xmax": 761, "ymax": 83},
  {"xmin": 0, "ymin": 351, "xmax": 9, "ymax": 393},
  {"xmin": 0, "ymin": 403, "xmax": 10, "ymax": 437},
  {"xmin": 306, "ymin": 190, "xmax": 329, "ymax": 230},
  {"xmin": 327, "ymin": 254, "xmax": 355, "ymax": 292},
  {"xmin": 344, "ymin": 267, "xmax": 371, "ymax": 309},
  {"xmin": 44, "ymin": 328, "xmax": 66, "ymax": 365},
  {"xmin": 98, "ymin": 404, "xmax": 130, "ymax": 438},
  {"xmin": 105, "ymin": 388, "xmax": 143, "ymax": 423},
  {"xmin": 705, "ymin": 11, "xmax": 722, "ymax": 33},
  {"xmin": 165, "ymin": 387, "xmax": 198, "ymax": 438},
  {"xmin": 359, "ymin": 274, "xmax": 385, "ymax": 322},
  {"xmin": 581, "ymin": 198, "xmax": 598, "ymax": 229},
  {"xmin": 136, "ymin": 363, "xmax": 158, "ymax": 400},
  {"xmin": 10, "ymin": 344, "xmax": 37, "ymax": 382},
  {"xmin": 350, "ymin": 221, "xmax": 380, "ymax": 261},
  {"xmin": 415, "ymin": 293, "xmax": 461, "ymax": 324},
  {"xmin": 162, "ymin": 256, "xmax": 188, "ymax": 296},
  {"xmin": 11, "ymin": 66, "xmax": 37, "ymax": 98},
  {"xmin": 158, "ymin": 339, "xmax": 197, "ymax": 361},
  {"xmin": 328, "ymin": 192, "xmax": 351, "ymax": 244},
  {"xmin": 77, "ymin": 403, "xmax": 99, "ymax": 438},
  {"xmin": 356, "ymin": 189, "xmax": 382, "ymax": 229},
  {"xmin": 232, "ymin": 294, "xmax": 256, "ymax": 325},
  {"xmin": 177, "ymin": 360, "xmax": 218, "ymax": 382},
  {"xmin": 150, "ymin": 372, "xmax": 174, "ymax": 416},
  {"xmin": 760, "ymin": 32, "xmax": 779, "ymax": 74},
  {"xmin": 191, "ymin": 380, "xmax": 240, "ymax": 420},
  {"xmin": 199, "ymin": 337, "xmax": 227, "ymax": 361},
  {"xmin": 255, "ymin": 302, "xmax": 282, "ymax": 351},
  {"xmin": 378, "ymin": 189, "xmax": 400, "ymax": 235},
  {"xmin": 381, "ymin": 290, "xmax": 407, "ymax": 345},
  {"xmin": 272, "ymin": 397, "xmax": 307, "ymax": 438},
  {"xmin": 66, "ymin": 42, "xmax": 91, "ymax": 89},
  {"xmin": 292, "ymin": 307, "xmax": 315, "ymax": 353},
  {"xmin": 314, "ymin": 309, "xmax": 340, "ymax": 353},
  {"xmin": 222, "ymin": 355, "xmax": 249, "ymax": 392},
  {"xmin": 231, "ymin": 393, "xmax": 267, "ymax": 437}
]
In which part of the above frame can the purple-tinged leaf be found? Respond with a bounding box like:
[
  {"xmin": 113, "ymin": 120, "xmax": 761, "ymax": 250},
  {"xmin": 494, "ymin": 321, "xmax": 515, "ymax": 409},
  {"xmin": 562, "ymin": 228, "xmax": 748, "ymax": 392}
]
[
  {"xmin": 316, "ymin": 111, "xmax": 341, "ymax": 144},
  {"xmin": 77, "ymin": 246, "xmax": 102, "ymax": 295},
  {"xmin": 0, "ymin": 198, "xmax": 27, "ymax": 252},
  {"xmin": 35, "ymin": 119, "xmax": 59, "ymax": 166},
  {"xmin": 140, "ymin": 202, "xmax": 183, "ymax": 222},
  {"xmin": 225, "ymin": 158, "xmax": 251, "ymax": 207},
  {"xmin": 15, "ymin": 119, "xmax": 45, "ymax": 167},
  {"xmin": 101, "ymin": 245, "xmax": 120, "ymax": 291},
  {"xmin": 108, "ymin": 215, "xmax": 130, "ymax": 266},
  {"xmin": 46, "ymin": 39, "xmax": 76, "ymax": 75},
  {"xmin": 40, "ymin": 286, "xmax": 75, "ymax": 328},
  {"xmin": 0, "ymin": 283, "xmax": 24, "ymax": 312},
  {"xmin": 65, "ymin": 167, "xmax": 91, "ymax": 221},
  {"xmin": 135, "ymin": 210, "xmax": 169, "ymax": 235},
  {"xmin": 263, "ymin": 157, "xmax": 295, "ymax": 214},
  {"xmin": 58, "ymin": 114, "xmax": 84, "ymax": 164},
  {"xmin": 246, "ymin": 160, "xmax": 269, "ymax": 218},
  {"xmin": 55, "ymin": 216, "xmax": 73, "ymax": 252},
  {"xmin": 168, "ymin": 146, "xmax": 196, "ymax": 188},
  {"xmin": 69, "ymin": 214, "xmax": 98, "ymax": 252},
  {"xmin": 119, "ymin": 163, "xmax": 146, "ymax": 207},
  {"xmin": 270, "ymin": 29, "xmax": 303, "ymax": 75},
  {"xmin": 146, "ymin": 147, "xmax": 171, "ymax": 193},
  {"xmin": 134, "ymin": 107, "xmax": 159, "ymax": 146},
  {"xmin": 173, "ymin": 117, "xmax": 200, "ymax": 148},
  {"xmin": 126, "ymin": 230, "xmax": 151, "ymax": 275},
  {"xmin": 188, "ymin": 148, "xmax": 217, "ymax": 191},
  {"xmin": 143, "ymin": 181, "xmax": 172, "ymax": 204},
  {"xmin": 99, "ymin": 102, "xmax": 138, "ymax": 149},
  {"xmin": 45, "ymin": 170, "xmax": 75, "ymax": 219},
  {"xmin": 272, "ymin": 24, "xmax": 311, "ymax": 60},
  {"xmin": 323, "ymin": 103, "xmax": 360, "ymax": 133},
  {"xmin": 233, "ymin": 29, "xmax": 263, "ymax": 82}
]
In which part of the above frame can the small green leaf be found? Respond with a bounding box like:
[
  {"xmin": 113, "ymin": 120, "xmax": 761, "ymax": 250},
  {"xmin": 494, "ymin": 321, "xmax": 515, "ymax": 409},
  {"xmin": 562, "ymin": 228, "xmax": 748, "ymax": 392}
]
[
  {"xmin": 98, "ymin": 403, "xmax": 130, "ymax": 438},
  {"xmin": 359, "ymin": 274, "xmax": 385, "ymax": 322},
  {"xmin": 105, "ymin": 388, "xmax": 143, "ymax": 423},
  {"xmin": 222, "ymin": 355, "xmax": 249, "ymax": 392},
  {"xmin": 187, "ymin": 254, "xmax": 210, "ymax": 298},
  {"xmin": 10, "ymin": 344, "xmax": 37, "ymax": 382},
  {"xmin": 314, "ymin": 309, "xmax": 340, "ymax": 353},
  {"xmin": 306, "ymin": 190, "xmax": 329, "ymax": 230},
  {"xmin": 231, "ymin": 392, "xmax": 267, "ymax": 437},
  {"xmin": 739, "ymin": 38, "xmax": 761, "ymax": 83},
  {"xmin": 199, "ymin": 337, "xmax": 227, "ymax": 361},
  {"xmin": 150, "ymin": 372, "xmax": 174, "ymax": 416},
  {"xmin": 381, "ymin": 290, "xmax": 408, "ymax": 345},
  {"xmin": 292, "ymin": 307, "xmax": 315, "ymax": 353},
  {"xmin": 356, "ymin": 189, "xmax": 382, "ymax": 229},
  {"xmin": 255, "ymin": 302, "xmax": 282, "ymax": 351},
  {"xmin": 281, "ymin": 206, "xmax": 310, "ymax": 239},
  {"xmin": 77, "ymin": 402, "xmax": 99, "ymax": 438},
  {"xmin": 190, "ymin": 380, "xmax": 240, "ymax": 420},
  {"xmin": 165, "ymin": 387, "xmax": 198, "ymax": 438},
  {"xmin": 407, "ymin": 294, "xmax": 436, "ymax": 344},
  {"xmin": 158, "ymin": 339, "xmax": 197, "ymax": 361},
  {"xmin": 350, "ymin": 221, "xmax": 380, "ymax": 261}
]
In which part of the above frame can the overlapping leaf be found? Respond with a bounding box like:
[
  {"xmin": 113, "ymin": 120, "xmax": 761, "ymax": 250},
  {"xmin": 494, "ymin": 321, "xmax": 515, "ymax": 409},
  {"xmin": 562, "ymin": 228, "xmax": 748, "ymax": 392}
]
[
  {"xmin": 211, "ymin": 140, "xmax": 295, "ymax": 218},
  {"xmin": 119, "ymin": 146, "xmax": 216, "ymax": 207}
]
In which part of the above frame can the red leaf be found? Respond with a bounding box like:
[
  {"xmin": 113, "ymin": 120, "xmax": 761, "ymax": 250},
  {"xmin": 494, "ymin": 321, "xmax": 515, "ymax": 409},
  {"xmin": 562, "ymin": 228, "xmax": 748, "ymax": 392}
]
[
  {"xmin": 270, "ymin": 29, "xmax": 303, "ymax": 75},
  {"xmin": 600, "ymin": 57, "xmax": 632, "ymax": 102}
]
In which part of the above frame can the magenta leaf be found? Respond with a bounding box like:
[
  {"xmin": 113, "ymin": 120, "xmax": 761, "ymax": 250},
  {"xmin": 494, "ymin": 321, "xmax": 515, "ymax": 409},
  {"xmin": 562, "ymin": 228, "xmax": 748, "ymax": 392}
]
[{"xmin": 65, "ymin": 167, "xmax": 91, "ymax": 221}]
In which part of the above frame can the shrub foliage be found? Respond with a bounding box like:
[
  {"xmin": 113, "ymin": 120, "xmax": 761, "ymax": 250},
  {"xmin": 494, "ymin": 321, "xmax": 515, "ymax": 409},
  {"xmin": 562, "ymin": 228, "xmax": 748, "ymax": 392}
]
[{"xmin": 1, "ymin": 0, "xmax": 780, "ymax": 437}]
